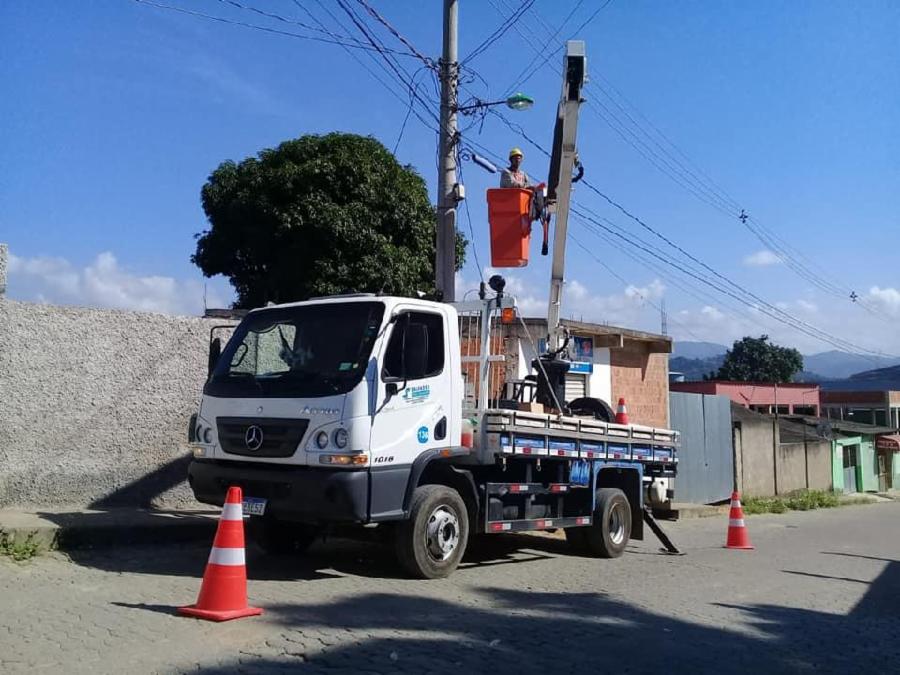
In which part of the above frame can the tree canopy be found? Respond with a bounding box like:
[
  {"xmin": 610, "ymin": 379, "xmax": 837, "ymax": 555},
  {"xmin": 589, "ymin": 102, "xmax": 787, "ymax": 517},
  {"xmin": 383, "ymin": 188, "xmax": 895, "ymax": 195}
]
[
  {"xmin": 711, "ymin": 335, "xmax": 803, "ymax": 383},
  {"xmin": 192, "ymin": 133, "xmax": 465, "ymax": 307}
]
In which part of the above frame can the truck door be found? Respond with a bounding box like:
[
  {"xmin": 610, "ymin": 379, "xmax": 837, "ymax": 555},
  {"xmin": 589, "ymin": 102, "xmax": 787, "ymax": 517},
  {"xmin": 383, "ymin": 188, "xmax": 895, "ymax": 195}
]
[{"xmin": 368, "ymin": 308, "xmax": 452, "ymax": 519}]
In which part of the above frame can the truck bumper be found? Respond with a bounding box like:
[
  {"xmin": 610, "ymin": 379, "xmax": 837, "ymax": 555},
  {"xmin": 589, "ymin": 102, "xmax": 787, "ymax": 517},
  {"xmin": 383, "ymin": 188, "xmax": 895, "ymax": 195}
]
[{"xmin": 188, "ymin": 459, "xmax": 369, "ymax": 524}]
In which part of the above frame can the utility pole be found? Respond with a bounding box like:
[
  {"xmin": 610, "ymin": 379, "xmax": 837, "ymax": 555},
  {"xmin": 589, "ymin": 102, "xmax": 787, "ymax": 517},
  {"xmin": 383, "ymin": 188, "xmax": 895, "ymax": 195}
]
[{"xmin": 435, "ymin": 0, "xmax": 459, "ymax": 302}]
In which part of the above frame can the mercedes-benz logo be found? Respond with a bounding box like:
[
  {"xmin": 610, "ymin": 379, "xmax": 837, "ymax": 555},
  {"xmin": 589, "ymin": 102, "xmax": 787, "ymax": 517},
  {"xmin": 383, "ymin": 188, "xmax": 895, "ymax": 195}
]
[{"xmin": 245, "ymin": 425, "xmax": 264, "ymax": 451}]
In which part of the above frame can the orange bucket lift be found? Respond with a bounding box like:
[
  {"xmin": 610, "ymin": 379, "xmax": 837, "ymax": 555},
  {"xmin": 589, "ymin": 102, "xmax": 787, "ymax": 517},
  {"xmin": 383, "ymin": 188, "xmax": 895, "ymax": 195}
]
[{"xmin": 487, "ymin": 188, "xmax": 532, "ymax": 267}]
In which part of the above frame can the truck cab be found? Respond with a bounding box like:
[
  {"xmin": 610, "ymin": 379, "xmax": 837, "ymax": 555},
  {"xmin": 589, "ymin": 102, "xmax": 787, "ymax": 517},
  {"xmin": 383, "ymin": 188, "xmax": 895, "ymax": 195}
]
[{"xmin": 189, "ymin": 294, "xmax": 464, "ymax": 539}]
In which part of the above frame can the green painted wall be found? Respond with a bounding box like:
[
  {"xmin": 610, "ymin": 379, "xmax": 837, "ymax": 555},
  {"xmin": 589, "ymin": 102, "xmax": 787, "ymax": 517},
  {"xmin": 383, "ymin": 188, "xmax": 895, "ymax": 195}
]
[
  {"xmin": 893, "ymin": 450, "xmax": 900, "ymax": 489},
  {"xmin": 831, "ymin": 441, "xmax": 843, "ymax": 492}
]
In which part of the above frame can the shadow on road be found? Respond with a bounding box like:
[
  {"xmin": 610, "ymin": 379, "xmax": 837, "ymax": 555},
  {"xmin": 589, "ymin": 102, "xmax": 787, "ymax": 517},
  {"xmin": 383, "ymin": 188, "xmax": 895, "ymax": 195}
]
[
  {"xmin": 58, "ymin": 529, "xmax": 598, "ymax": 582},
  {"xmin": 185, "ymin": 571, "xmax": 900, "ymax": 674}
]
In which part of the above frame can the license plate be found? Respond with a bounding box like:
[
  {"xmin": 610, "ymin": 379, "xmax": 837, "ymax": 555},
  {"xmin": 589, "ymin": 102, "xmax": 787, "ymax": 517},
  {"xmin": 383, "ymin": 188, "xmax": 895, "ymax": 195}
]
[{"xmin": 242, "ymin": 497, "xmax": 267, "ymax": 516}]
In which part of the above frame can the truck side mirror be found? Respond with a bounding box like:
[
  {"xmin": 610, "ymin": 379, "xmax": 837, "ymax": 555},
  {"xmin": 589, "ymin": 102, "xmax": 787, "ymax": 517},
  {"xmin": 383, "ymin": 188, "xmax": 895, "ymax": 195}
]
[
  {"xmin": 385, "ymin": 382, "xmax": 399, "ymax": 400},
  {"xmin": 208, "ymin": 337, "xmax": 222, "ymax": 377}
]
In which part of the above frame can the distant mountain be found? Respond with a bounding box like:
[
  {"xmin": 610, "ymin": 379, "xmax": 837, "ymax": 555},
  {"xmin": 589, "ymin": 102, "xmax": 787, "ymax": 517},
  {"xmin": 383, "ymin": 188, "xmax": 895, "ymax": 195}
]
[
  {"xmin": 670, "ymin": 355, "xmax": 724, "ymax": 381},
  {"xmin": 672, "ymin": 341, "xmax": 728, "ymax": 360},
  {"xmin": 803, "ymin": 351, "xmax": 900, "ymax": 380},
  {"xmin": 850, "ymin": 364, "xmax": 900, "ymax": 382},
  {"xmin": 669, "ymin": 343, "xmax": 898, "ymax": 382}
]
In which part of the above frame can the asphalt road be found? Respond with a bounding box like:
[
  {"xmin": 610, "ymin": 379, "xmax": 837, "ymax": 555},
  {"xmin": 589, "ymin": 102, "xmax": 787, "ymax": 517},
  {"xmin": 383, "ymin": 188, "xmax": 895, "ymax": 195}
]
[{"xmin": 2, "ymin": 502, "xmax": 899, "ymax": 674}]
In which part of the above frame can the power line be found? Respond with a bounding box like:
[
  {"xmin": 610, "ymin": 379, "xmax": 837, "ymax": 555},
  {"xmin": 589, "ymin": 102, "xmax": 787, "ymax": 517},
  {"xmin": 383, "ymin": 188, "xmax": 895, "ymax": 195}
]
[
  {"xmin": 496, "ymin": 0, "xmax": 613, "ymax": 92},
  {"xmin": 132, "ymin": 0, "xmax": 419, "ymax": 57},
  {"xmin": 490, "ymin": 4, "xmax": 885, "ymax": 322},
  {"xmin": 571, "ymin": 204, "xmax": 897, "ymax": 359},
  {"xmin": 476, "ymin": 108, "xmax": 896, "ymax": 357},
  {"xmin": 461, "ymin": 0, "xmax": 535, "ymax": 65},
  {"xmin": 353, "ymin": 0, "xmax": 434, "ymax": 67},
  {"xmin": 502, "ymin": 0, "xmax": 584, "ymax": 96},
  {"xmin": 568, "ymin": 232, "xmax": 706, "ymax": 341}
]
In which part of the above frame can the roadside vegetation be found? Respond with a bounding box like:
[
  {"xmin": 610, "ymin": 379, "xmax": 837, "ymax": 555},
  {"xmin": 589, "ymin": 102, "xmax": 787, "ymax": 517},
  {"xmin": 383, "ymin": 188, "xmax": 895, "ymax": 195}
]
[
  {"xmin": 743, "ymin": 489, "xmax": 874, "ymax": 514},
  {"xmin": 0, "ymin": 532, "xmax": 42, "ymax": 561}
]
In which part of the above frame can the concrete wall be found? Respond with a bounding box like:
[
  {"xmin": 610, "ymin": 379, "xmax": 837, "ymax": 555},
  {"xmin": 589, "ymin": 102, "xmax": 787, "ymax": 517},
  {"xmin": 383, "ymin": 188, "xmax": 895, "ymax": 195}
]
[
  {"xmin": 806, "ymin": 441, "xmax": 834, "ymax": 491},
  {"xmin": 0, "ymin": 298, "xmax": 221, "ymax": 509},
  {"xmin": 733, "ymin": 412, "xmax": 776, "ymax": 497},
  {"xmin": 732, "ymin": 407, "xmax": 833, "ymax": 497},
  {"xmin": 776, "ymin": 443, "xmax": 810, "ymax": 494},
  {"xmin": 0, "ymin": 243, "xmax": 7, "ymax": 297}
]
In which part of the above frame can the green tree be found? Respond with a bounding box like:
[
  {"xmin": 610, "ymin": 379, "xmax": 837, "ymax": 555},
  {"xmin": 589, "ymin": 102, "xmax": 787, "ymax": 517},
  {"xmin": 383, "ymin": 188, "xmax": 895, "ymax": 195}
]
[
  {"xmin": 192, "ymin": 133, "xmax": 465, "ymax": 307},
  {"xmin": 712, "ymin": 335, "xmax": 803, "ymax": 383}
]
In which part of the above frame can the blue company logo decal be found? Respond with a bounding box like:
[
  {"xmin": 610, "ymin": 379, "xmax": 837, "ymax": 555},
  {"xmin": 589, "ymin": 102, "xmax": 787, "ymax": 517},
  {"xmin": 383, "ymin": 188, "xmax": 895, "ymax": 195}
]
[
  {"xmin": 402, "ymin": 384, "xmax": 431, "ymax": 404},
  {"xmin": 417, "ymin": 426, "xmax": 429, "ymax": 444}
]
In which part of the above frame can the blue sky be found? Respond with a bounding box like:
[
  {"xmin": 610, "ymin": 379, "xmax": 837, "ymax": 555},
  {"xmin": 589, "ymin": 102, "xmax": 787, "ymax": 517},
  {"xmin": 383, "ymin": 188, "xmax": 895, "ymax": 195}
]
[{"xmin": 2, "ymin": 0, "xmax": 898, "ymax": 354}]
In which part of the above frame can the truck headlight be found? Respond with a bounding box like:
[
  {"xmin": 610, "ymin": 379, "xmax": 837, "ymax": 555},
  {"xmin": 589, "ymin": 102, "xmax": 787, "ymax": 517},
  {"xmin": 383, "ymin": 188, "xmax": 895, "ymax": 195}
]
[
  {"xmin": 203, "ymin": 427, "xmax": 213, "ymax": 444},
  {"xmin": 333, "ymin": 428, "xmax": 349, "ymax": 449},
  {"xmin": 315, "ymin": 430, "xmax": 329, "ymax": 449}
]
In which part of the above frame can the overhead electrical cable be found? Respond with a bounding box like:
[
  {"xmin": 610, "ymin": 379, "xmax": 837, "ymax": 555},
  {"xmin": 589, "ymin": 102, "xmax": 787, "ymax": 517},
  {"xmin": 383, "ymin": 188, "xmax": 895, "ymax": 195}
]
[
  {"xmin": 132, "ymin": 0, "xmax": 419, "ymax": 57},
  {"xmin": 493, "ymin": 2, "xmax": 884, "ymax": 319},
  {"xmin": 461, "ymin": 0, "xmax": 536, "ymax": 65}
]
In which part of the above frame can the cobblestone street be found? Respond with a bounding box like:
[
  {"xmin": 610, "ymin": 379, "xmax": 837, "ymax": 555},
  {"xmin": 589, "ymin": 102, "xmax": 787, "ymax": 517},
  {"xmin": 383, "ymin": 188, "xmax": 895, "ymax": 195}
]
[{"xmin": 2, "ymin": 502, "xmax": 899, "ymax": 674}]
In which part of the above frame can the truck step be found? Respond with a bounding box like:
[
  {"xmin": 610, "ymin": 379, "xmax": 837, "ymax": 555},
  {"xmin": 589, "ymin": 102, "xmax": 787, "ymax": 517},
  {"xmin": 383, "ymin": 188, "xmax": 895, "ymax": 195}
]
[
  {"xmin": 487, "ymin": 515, "xmax": 592, "ymax": 533},
  {"xmin": 485, "ymin": 482, "xmax": 583, "ymax": 497}
]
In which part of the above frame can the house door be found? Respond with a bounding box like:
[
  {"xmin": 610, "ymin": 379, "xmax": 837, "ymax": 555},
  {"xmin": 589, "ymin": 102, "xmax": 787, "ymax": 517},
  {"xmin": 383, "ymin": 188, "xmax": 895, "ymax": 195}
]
[
  {"xmin": 842, "ymin": 445, "xmax": 859, "ymax": 493},
  {"xmin": 877, "ymin": 451, "xmax": 891, "ymax": 492}
]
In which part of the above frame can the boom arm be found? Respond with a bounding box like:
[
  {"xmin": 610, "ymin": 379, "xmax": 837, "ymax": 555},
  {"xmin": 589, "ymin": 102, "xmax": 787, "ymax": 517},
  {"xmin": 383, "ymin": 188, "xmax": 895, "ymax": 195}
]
[{"xmin": 545, "ymin": 41, "xmax": 587, "ymax": 353}]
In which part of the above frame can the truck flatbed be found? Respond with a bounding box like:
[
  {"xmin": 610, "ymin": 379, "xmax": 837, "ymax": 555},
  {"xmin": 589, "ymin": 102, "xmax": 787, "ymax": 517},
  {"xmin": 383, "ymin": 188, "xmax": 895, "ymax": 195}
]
[{"xmin": 472, "ymin": 409, "xmax": 678, "ymax": 468}]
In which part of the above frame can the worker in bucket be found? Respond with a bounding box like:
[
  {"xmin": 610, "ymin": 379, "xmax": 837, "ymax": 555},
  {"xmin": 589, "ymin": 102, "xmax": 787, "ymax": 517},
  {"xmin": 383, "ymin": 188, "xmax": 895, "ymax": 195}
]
[
  {"xmin": 500, "ymin": 147, "xmax": 531, "ymax": 188},
  {"xmin": 501, "ymin": 147, "xmax": 551, "ymax": 255}
]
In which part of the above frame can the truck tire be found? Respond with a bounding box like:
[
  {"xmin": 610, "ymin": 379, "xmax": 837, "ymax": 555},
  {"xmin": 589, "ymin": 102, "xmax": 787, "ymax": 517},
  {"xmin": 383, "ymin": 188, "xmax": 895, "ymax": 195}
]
[
  {"xmin": 583, "ymin": 488, "xmax": 631, "ymax": 558},
  {"xmin": 395, "ymin": 484, "xmax": 469, "ymax": 579},
  {"xmin": 248, "ymin": 517, "xmax": 319, "ymax": 556}
]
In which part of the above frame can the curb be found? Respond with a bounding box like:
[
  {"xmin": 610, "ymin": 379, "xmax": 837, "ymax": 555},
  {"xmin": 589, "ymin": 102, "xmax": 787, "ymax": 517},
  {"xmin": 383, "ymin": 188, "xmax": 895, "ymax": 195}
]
[
  {"xmin": 669, "ymin": 503, "xmax": 730, "ymax": 520},
  {"xmin": 0, "ymin": 509, "xmax": 218, "ymax": 556}
]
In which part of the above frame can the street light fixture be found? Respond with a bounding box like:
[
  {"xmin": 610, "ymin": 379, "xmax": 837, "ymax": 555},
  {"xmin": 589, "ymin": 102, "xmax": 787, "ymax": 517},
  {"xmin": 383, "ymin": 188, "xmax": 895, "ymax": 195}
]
[{"xmin": 456, "ymin": 92, "xmax": 534, "ymax": 113}]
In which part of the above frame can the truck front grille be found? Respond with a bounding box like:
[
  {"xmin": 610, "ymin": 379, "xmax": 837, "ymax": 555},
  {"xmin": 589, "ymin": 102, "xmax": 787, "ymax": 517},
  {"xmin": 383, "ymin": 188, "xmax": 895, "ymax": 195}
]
[{"xmin": 216, "ymin": 417, "xmax": 309, "ymax": 458}]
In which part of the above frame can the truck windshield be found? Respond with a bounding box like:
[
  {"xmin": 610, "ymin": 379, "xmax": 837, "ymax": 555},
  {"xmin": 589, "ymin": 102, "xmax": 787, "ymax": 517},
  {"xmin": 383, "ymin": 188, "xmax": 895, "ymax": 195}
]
[{"xmin": 204, "ymin": 301, "xmax": 385, "ymax": 398}]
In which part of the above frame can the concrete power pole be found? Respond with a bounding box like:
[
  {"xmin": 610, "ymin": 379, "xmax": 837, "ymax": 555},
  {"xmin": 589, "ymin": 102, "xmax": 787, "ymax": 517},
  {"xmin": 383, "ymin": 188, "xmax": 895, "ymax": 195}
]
[{"xmin": 435, "ymin": 0, "xmax": 459, "ymax": 302}]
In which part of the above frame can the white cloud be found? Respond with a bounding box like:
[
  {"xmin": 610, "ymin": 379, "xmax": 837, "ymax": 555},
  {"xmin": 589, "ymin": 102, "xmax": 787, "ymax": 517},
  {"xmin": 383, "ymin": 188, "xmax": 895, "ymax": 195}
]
[
  {"xmin": 457, "ymin": 270, "xmax": 669, "ymax": 329},
  {"xmin": 7, "ymin": 251, "xmax": 233, "ymax": 316},
  {"xmin": 743, "ymin": 250, "xmax": 782, "ymax": 267},
  {"xmin": 866, "ymin": 286, "xmax": 900, "ymax": 316}
]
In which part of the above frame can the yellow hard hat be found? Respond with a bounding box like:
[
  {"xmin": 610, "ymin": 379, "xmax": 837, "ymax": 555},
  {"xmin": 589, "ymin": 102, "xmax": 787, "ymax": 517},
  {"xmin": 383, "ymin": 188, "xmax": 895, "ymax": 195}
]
[{"xmin": 509, "ymin": 147, "xmax": 524, "ymax": 159}]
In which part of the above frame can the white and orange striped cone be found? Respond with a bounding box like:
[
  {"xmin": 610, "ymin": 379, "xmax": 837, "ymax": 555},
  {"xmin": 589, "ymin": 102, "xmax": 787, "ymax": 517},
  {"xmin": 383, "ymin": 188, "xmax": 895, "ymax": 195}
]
[
  {"xmin": 725, "ymin": 491, "xmax": 754, "ymax": 550},
  {"xmin": 614, "ymin": 397, "xmax": 629, "ymax": 425},
  {"xmin": 179, "ymin": 486, "xmax": 262, "ymax": 621}
]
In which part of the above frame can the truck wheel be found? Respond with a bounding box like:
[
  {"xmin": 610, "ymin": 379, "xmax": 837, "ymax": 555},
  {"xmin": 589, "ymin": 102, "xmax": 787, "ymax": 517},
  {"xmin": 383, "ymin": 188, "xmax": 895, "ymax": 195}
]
[
  {"xmin": 249, "ymin": 517, "xmax": 319, "ymax": 555},
  {"xmin": 584, "ymin": 488, "xmax": 631, "ymax": 558},
  {"xmin": 395, "ymin": 485, "xmax": 469, "ymax": 579}
]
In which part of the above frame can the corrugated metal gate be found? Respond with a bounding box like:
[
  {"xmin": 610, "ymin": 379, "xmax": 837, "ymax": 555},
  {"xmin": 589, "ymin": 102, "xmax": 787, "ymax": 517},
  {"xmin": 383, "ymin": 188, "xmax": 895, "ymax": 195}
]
[{"xmin": 670, "ymin": 392, "xmax": 734, "ymax": 504}]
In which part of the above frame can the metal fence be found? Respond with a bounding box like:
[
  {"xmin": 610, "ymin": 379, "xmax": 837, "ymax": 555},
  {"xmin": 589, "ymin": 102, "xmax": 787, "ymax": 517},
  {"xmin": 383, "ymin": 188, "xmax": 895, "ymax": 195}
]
[{"xmin": 670, "ymin": 392, "xmax": 734, "ymax": 504}]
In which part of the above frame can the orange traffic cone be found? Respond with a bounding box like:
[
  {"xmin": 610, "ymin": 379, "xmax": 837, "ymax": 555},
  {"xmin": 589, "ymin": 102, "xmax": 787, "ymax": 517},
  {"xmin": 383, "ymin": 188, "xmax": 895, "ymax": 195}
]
[
  {"xmin": 725, "ymin": 491, "xmax": 754, "ymax": 550},
  {"xmin": 615, "ymin": 398, "xmax": 629, "ymax": 424},
  {"xmin": 179, "ymin": 486, "xmax": 262, "ymax": 621}
]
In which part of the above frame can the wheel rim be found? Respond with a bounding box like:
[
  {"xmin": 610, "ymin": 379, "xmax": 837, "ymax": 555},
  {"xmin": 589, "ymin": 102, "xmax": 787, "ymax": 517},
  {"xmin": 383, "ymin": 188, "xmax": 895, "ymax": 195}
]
[
  {"xmin": 424, "ymin": 505, "xmax": 460, "ymax": 561},
  {"xmin": 608, "ymin": 502, "xmax": 626, "ymax": 545}
]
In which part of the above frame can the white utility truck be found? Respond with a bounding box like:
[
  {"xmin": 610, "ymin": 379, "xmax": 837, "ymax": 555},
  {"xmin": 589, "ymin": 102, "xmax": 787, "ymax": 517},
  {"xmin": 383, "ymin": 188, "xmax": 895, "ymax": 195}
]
[{"xmin": 187, "ymin": 42, "xmax": 679, "ymax": 578}]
